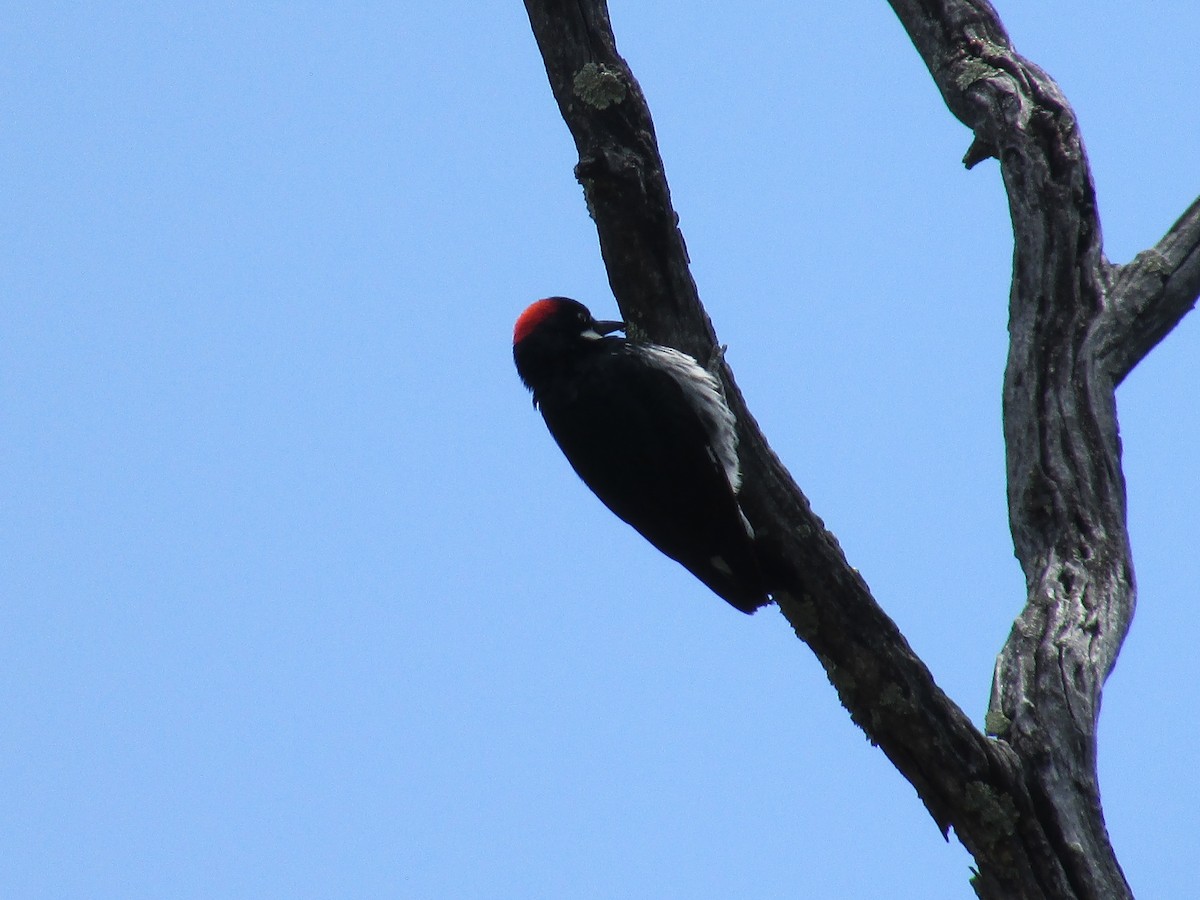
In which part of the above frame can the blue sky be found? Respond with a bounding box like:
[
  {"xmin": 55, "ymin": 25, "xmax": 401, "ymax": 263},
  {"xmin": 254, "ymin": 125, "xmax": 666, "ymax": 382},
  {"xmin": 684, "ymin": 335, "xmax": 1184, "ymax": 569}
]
[{"xmin": 3, "ymin": 3, "xmax": 1197, "ymax": 898}]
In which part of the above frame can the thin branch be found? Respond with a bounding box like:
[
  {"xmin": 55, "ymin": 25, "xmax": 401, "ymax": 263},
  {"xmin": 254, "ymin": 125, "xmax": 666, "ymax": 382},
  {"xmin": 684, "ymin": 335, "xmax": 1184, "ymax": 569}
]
[{"xmin": 1101, "ymin": 196, "xmax": 1200, "ymax": 384}]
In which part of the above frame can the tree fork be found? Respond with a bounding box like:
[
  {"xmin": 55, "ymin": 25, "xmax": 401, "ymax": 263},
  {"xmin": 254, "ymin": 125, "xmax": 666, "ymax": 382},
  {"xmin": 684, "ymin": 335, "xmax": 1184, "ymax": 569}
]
[{"xmin": 522, "ymin": 1, "xmax": 1200, "ymax": 896}]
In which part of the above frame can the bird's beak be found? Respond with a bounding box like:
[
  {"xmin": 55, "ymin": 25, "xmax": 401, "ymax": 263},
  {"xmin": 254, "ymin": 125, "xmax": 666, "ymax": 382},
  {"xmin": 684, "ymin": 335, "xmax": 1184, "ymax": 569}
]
[{"xmin": 595, "ymin": 320, "xmax": 626, "ymax": 335}]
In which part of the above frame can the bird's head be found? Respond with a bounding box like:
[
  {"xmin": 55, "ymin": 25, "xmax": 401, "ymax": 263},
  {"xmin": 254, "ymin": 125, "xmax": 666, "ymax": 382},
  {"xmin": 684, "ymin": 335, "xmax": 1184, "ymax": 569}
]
[
  {"xmin": 513, "ymin": 297, "xmax": 625, "ymax": 390},
  {"xmin": 513, "ymin": 297, "xmax": 625, "ymax": 347}
]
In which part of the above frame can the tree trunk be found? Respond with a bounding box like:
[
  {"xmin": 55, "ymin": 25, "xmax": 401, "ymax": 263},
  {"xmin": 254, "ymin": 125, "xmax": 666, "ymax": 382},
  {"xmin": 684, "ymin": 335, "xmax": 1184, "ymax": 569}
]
[{"xmin": 521, "ymin": 1, "xmax": 1200, "ymax": 896}]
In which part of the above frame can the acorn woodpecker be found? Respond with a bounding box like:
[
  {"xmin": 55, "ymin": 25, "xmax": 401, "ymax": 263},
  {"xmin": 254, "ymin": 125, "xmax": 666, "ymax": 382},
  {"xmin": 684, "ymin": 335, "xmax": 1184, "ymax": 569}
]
[{"xmin": 512, "ymin": 297, "xmax": 769, "ymax": 613}]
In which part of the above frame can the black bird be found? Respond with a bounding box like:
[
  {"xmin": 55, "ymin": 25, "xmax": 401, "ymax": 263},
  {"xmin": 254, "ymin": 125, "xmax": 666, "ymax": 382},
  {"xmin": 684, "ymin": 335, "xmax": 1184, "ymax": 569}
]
[{"xmin": 512, "ymin": 297, "xmax": 769, "ymax": 613}]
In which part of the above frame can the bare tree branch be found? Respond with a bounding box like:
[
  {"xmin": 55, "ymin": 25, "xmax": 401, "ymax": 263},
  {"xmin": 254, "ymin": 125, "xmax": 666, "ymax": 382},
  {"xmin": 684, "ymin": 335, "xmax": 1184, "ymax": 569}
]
[
  {"xmin": 888, "ymin": 3, "xmax": 1193, "ymax": 897},
  {"xmin": 1101, "ymin": 196, "xmax": 1200, "ymax": 384},
  {"xmin": 523, "ymin": 1, "xmax": 1196, "ymax": 896}
]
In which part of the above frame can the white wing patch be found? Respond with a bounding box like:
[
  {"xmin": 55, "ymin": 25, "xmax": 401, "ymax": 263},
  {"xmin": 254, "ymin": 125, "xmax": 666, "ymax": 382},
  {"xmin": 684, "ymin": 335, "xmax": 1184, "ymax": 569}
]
[{"xmin": 638, "ymin": 344, "xmax": 742, "ymax": 495}]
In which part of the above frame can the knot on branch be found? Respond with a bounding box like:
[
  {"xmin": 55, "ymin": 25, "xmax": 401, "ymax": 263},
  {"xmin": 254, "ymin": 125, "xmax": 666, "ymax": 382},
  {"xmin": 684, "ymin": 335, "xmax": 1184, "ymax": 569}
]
[{"xmin": 575, "ymin": 145, "xmax": 659, "ymax": 223}]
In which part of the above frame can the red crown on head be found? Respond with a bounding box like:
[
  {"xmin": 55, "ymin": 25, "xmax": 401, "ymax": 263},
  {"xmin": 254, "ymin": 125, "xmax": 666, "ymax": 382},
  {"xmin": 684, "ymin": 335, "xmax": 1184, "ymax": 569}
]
[{"xmin": 513, "ymin": 298, "xmax": 565, "ymax": 345}]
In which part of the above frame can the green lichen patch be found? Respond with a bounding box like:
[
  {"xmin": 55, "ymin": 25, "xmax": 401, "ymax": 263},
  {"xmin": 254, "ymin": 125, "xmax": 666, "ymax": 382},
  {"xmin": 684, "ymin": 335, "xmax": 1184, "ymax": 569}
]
[
  {"xmin": 984, "ymin": 708, "xmax": 1011, "ymax": 737},
  {"xmin": 955, "ymin": 58, "xmax": 1000, "ymax": 92},
  {"xmin": 573, "ymin": 63, "xmax": 627, "ymax": 109},
  {"xmin": 964, "ymin": 781, "xmax": 1018, "ymax": 843}
]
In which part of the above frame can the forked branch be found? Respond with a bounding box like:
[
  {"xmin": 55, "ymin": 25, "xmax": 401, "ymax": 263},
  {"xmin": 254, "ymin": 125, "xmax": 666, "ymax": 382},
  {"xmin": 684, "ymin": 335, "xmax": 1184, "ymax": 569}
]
[{"xmin": 523, "ymin": 1, "xmax": 1198, "ymax": 897}]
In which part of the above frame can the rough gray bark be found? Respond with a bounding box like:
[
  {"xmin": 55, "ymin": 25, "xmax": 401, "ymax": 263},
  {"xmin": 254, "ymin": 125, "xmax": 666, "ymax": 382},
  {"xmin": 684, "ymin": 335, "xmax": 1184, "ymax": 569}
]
[{"xmin": 521, "ymin": 1, "xmax": 1200, "ymax": 897}]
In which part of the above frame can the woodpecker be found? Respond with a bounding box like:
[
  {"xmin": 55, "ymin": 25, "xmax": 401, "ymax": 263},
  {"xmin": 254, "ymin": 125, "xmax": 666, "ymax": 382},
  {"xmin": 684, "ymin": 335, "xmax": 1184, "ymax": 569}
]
[{"xmin": 512, "ymin": 296, "xmax": 769, "ymax": 614}]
